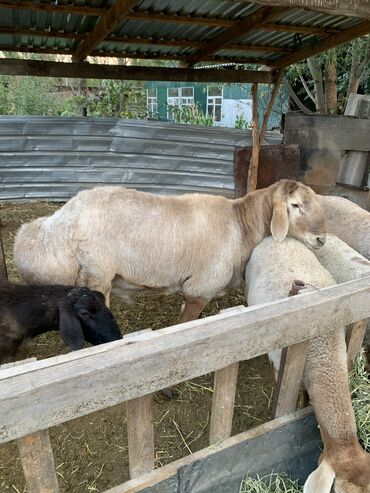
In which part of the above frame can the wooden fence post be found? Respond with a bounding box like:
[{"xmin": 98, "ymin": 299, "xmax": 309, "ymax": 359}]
[
  {"xmin": 271, "ymin": 341, "xmax": 310, "ymax": 419},
  {"xmin": 1, "ymin": 358, "xmax": 60, "ymax": 493},
  {"xmin": 126, "ymin": 394, "xmax": 155, "ymax": 478},
  {"xmin": 209, "ymin": 306, "xmax": 244, "ymax": 444},
  {"xmin": 347, "ymin": 318, "xmax": 368, "ymax": 370}
]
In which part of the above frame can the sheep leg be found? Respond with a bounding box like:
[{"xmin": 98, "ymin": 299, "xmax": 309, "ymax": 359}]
[{"xmin": 179, "ymin": 296, "xmax": 208, "ymax": 324}]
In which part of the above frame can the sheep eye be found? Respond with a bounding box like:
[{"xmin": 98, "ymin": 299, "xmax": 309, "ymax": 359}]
[{"xmin": 291, "ymin": 203, "xmax": 300, "ymax": 209}]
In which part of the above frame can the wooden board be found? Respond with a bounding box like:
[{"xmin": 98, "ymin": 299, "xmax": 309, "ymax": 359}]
[
  {"xmin": 105, "ymin": 408, "xmax": 321, "ymax": 493},
  {"xmin": 234, "ymin": 144, "xmax": 300, "ymax": 197},
  {"xmin": 127, "ymin": 395, "xmax": 155, "ymax": 478},
  {"xmin": 0, "ymin": 276, "xmax": 369, "ymax": 444}
]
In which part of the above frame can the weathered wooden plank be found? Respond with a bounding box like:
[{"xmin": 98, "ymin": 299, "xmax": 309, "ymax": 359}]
[
  {"xmin": 0, "ymin": 59, "xmax": 274, "ymax": 84},
  {"xmin": 272, "ymin": 341, "xmax": 310, "ymax": 418},
  {"xmin": 18, "ymin": 430, "xmax": 60, "ymax": 493},
  {"xmin": 210, "ymin": 362, "xmax": 239, "ymax": 444},
  {"xmin": 0, "ymin": 277, "xmax": 369, "ymax": 444},
  {"xmin": 347, "ymin": 319, "xmax": 368, "ymax": 370},
  {"xmin": 127, "ymin": 395, "xmax": 155, "ymax": 478},
  {"xmin": 209, "ymin": 306, "xmax": 244, "ymax": 445},
  {"xmin": 104, "ymin": 408, "xmax": 321, "ymax": 493},
  {"xmin": 1, "ymin": 359, "xmax": 60, "ymax": 493}
]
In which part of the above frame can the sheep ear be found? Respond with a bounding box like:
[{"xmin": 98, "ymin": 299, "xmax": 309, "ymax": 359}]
[
  {"xmin": 58, "ymin": 304, "xmax": 85, "ymax": 351},
  {"xmin": 303, "ymin": 459, "xmax": 335, "ymax": 493},
  {"xmin": 271, "ymin": 200, "xmax": 289, "ymax": 242}
]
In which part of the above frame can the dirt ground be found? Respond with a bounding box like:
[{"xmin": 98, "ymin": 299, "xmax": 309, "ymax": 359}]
[{"xmin": 0, "ymin": 201, "xmax": 275, "ymax": 493}]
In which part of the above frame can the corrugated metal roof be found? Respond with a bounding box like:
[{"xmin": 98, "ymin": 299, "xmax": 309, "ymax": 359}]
[{"xmin": 0, "ymin": 1, "xmax": 368, "ymax": 68}]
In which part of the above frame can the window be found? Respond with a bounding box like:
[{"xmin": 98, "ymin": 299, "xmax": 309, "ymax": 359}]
[
  {"xmin": 207, "ymin": 86, "xmax": 223, "ymax": 123},
  {"xmin": 147, "ymin": 88, "xmax": 158, "ymax": 116},
  {"xmin": 167, "ymin": 87, "xmax": 194, "ymax": 119}
]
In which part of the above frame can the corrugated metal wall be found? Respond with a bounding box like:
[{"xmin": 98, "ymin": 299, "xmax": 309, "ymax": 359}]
[{"xmin": 0, "ymin": 116, "xmax": 282, "ymax": 201}]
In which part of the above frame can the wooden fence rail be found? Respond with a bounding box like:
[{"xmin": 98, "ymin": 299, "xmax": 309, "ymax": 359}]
[{"xmin": 0, "ymin": 275, "xmax": 369, "ymax": 493}]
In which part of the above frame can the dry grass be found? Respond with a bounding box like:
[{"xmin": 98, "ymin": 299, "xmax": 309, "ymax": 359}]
[
  {"xmin": 240, "ymin": 473, "xmax": 302, "ymax": 493},
  {"xmin": 350, "ymin": 349, "xmax": 370, "ymax": 452}
]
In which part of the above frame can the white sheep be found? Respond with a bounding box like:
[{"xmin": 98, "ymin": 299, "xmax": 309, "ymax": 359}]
[
  {"xmin": 245, "ymin": 237, "xmax": 370, "ymax": 493},
  {"xmin": 14, "ymin": 180, "xmax": 326, "ymax": 323},
  {"xmin": 319, "ymin": 195, "xmax": 370, "ymax": 260}
]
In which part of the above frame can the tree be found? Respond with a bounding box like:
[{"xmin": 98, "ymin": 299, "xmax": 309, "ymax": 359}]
[{"xmin": 284, "ymin": 35, "xmax": 370, "ymax": 115}]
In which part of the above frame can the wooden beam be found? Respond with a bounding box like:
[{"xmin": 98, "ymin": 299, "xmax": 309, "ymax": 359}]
[
  {"xmin": 126, "ymin": 11, "xmax": 235, "ymax": 27},
  {"xmin": 0, "ymin": 26, "xmax": 289, "ymax": 54},
  {"xmin": 272, "ymin": 20, "xmax": 370, "ymax": 68},
  {"xmin": 72, "ymin": 0, "xmax": 139, "ymax": 62},
  {"xmin": 186, "ymin": 7, "xmax": 286, "ymax": 66},
  {"xmin": 0, "ymin": 58, "xmax": 274, "ymax": 83},
  {"xmin": 0, "ymin": 276, "xmax": 368, "ymax": 444},
  {"xmin": 0, "ymin": 0, "xmax": 105, "ymax": 16},
  {"xmin": 260, "ymin": 22, "xmax": 339, "ymax": 35},
  {"xmin": 252, "ymin": 1, "xmax": 370, "ymax": 20},
  {"xmin": 0, "ymin": 47, "xmax": 269, "ymax": 66}
]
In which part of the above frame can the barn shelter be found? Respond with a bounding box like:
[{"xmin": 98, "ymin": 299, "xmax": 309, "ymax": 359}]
[{"xmin": 0, "ymin": 2, "xmax": 370, "ymax": 493}]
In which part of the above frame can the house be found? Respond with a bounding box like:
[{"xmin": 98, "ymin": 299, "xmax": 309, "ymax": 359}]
[{"xmin": 146, "ymin": 81, "xmax": 287, "ymax": 129}]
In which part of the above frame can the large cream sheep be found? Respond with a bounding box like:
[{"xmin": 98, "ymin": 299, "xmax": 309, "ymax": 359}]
[
  {"xmin": 14, "ymin": 180, "xmax": 326, "ymax": 323},
  {"xmin": 319, "ymin": 195, "xmax": 370, "ymax": 260},
  {"xmin": 245, "ymin": 237, "xmax": 370, "ymax": 493}
]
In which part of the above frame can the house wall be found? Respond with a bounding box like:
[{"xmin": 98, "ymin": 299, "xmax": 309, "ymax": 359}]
[{"xmin": 147, "ymin": 81, "xmax": 287, "ymax": 129}]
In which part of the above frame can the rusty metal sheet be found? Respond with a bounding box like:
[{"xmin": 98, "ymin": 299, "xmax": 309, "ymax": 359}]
[{"xmin": 234, "ymin": 144, "xmax": 300, "ymax": 197}]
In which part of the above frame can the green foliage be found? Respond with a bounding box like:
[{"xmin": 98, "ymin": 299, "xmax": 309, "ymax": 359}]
[
  {"xmin": 240, "ymin": 473, "xmax": 302, "ymax": 493},
  {"xmin": 170, "ymin": 104, "xmax": 213, "ymax": 125},
  {"xmin": 0, "ymin": 75, "xmax": 59, "ymax": 115},
  {"xmin": 234, "ymin": 114, "xmax": 250, "ymax": 129}
]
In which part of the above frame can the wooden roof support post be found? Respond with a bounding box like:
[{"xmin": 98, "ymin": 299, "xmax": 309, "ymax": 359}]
[
  {"xmin": 247, "ymin": 83, "xmax": 260, "ymax": 193},
  {"xmin": 246, "ymin": 70, "xmax": 283, "ymax": 193},
  {"xmin": 260, "ymin": 69, "xmax": 284, "ymax": 145}
]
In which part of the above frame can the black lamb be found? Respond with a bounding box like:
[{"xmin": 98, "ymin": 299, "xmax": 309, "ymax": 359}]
[{"xmin": 0, "ymin": 279, "xmax": 122, "ymax": 363}]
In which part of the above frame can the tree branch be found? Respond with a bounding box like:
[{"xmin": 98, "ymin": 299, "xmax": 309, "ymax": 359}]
[
  {"xmin": 307, "ymin": 56, "xmax": 326, "ymax": 113},
  {"xmin": 297, "ymin": 65, "xmax": 316, "ymax": 104},
  {"xmin": 282, "ymin": 77, "xmax": 313, "ymax": 115}
]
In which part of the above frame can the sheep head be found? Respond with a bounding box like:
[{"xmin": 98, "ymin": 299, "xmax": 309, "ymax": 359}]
[{"xmin": 270, "ymin": 180, "xmax": 326, "ymax": 249}]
